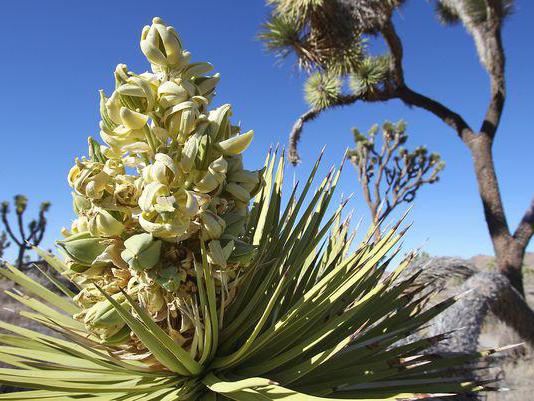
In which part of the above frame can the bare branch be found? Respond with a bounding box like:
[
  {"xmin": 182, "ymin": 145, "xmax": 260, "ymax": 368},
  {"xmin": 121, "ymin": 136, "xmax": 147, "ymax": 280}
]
[
  {"xmin": 349, "ymin": 121, "xmax": 444, "ymax": 239},
  {"xmin": 16, "ymin": 211, "xmax": 26, "ymax": 244},
  {"xmin": 441, "ymin": 1, "xmax": 506, "ymax": 139},
  {"xmin": 1, "ymin": 207, "xmax": 23, "ymax": 248},
  {"xmin": 396, "ymin": 86, "xmax": 475, "ymax": 143},
  {"xmin": 289, "ymin": 94, "xmax": 370, "ymax": 164},
  {"xmin": 288, "ymin": 82, "xmax": 475, "ymax": 162},
  {"xmin": 469, "ymin": 134, "xmax": 512, "ymax": 258},
  {"xmin": 289, "ymin": 108, "xmax": 325, "ymax": 165},
  {"xmin": 484, "ymin": 0, "xmax": 506, "ymax": 26},
  {"xmin": 289, "ymin": 90, "xmax": 403, "ymax": 164}
]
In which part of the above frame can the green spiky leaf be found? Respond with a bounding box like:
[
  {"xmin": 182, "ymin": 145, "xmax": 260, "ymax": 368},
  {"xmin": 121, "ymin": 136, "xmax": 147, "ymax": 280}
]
[
  {"xmin": 349, "ymin": 55, "xmax": 390, "ymax": 96},
  {"xmin": 304, "ymin": 72, "xmax": 342, "ymax": 109}
]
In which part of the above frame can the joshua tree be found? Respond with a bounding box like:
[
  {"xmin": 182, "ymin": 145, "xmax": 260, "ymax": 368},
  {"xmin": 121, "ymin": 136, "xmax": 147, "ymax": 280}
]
[
  {"xmin": 347, "ymin": 120, "xmax": 444, "ymax": 239},
  {"xmin": 260, "ymin": 0, "xmax": 533, "ymax": 296},
  {"xmin": 0, "ymin": 232, "xmax": 9, "ymax": 261},
  {"xmin": 0, "ymin": 195, "xmax": 50, "ymax": 268}
]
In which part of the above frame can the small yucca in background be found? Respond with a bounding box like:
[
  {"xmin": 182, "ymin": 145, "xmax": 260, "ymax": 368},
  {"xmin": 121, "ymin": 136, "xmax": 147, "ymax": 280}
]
[{"xmin": 0, "ymin": 17, "xmax": 505, "ymax": 400}]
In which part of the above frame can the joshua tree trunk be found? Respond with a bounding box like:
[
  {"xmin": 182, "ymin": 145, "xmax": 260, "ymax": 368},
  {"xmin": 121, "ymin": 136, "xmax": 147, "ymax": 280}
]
[
  {"xmin": 468, "ymin": 135, "xmax": 529, "ymax": 296},
  {"xmin": 498, "ymin": 241, "xmax": 528, "ymax": 296}
]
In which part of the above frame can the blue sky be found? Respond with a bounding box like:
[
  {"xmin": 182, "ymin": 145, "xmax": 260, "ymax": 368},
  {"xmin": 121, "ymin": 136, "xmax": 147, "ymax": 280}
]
[{"xmin": 0, "ymin": 1, "xmax": 532, "ymax": 262}]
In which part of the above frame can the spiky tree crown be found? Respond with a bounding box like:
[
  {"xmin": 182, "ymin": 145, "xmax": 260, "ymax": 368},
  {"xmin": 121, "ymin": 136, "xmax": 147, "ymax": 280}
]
[
  {"xmin": 261, "ymin": 0, "xmax": 514, "ymax": 112},
  {"xmin": 260, "ymin": 0, "xmax": 368, "ymax": 74},
  {"xmin": 260, "ymin": 0, "xmax": 404, "ymax": 73},
  {"xmin": 0, "ymin": 17, "xmax": 505, "ymax": 401},
  {"xmin": 260, "ymin": 1, "xmax": 408, "ymax": 110}
]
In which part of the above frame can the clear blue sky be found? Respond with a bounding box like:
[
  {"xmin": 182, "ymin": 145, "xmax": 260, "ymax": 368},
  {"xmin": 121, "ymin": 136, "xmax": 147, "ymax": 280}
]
[{"xmin": 0, "ymin": 1, "xmax": 532, "ymax": 262}]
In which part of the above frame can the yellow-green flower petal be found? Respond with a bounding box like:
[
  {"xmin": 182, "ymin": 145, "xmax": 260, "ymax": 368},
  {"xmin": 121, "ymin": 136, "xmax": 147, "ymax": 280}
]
[
  {"xmin": 217, "ymin": 130, "xmax": 254, "ymax": 155},
  {"xmin": 120, "ymin": 107, "xmax": 149, "ymax": 130}
]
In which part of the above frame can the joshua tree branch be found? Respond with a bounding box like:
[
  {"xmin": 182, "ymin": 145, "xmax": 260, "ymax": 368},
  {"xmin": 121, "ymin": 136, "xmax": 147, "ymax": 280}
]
[
  {"xmin": 288, "ymin": 82, "xmax": 476, "ymax": 164},
  {"xmin": 1, "ymin": 198, "xmax": 50, "ymax": 268},
  {"xmin": 514, "ymin": 198, "xmax": 534, "ymax": 248},
  {"xmin": 360, "ymin": 168, "xmax": 376, "ymax": 223},
  {"xmin": 16, "ymin": 212, "xmax": 26, "ymax": 245},
  {"xmin": 484, "ymin": 0, "xmax": 505, "ymax": 26},
  {"xmin": 32, "ymin": 207, "xmax": 48, "ymax": 246},
  {"xmin": 380, "ymin": 21, "xmax": 475, "ymax": 143},
  {"xmin": 371, "ymin": 143, "xmax": 388, "ymax": 217},
  {"xmin": 395, "ymin": 86, "xmax": 475, "ymax": 143},
  {"xmin": 28, "ymin": 219, "xmax": 42, "ymax": 243},
  {"xmin": 289, "ymin": 95, "xmax": 362, "ymax": 164},
  {"xmin": 1, "ymin": 210, "xmax": 23, "ymax": 248},
  {"xmin": 479, "ymin": 25, "xmax": 505, "ymax": 140},
  {"xmin": 35, "ymin": 222, "xmax": 46, "ymax": 245},
  {"xmin": 349, "ymin": 121, "xmax": 443, "ymax": 240},
  {"xmin": 289, "ymin": 107, "xmax": 325, "ymax": 165},
  {"xmin": 289, "ymin": 87, "xmax": 408, "ymax": 164},
  {"xmin": 469, "ymin": 134, "xmax": 512, "ymax": 253},
  {"xmin": 381, "ymin": 20, "xmax": 404, "ymax": 86}
]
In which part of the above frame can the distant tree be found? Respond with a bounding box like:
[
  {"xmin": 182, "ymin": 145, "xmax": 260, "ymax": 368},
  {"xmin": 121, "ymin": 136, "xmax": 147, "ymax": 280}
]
[
  {"xmin": 0, "ymin": 232, "xmax": 9, "ymax": 261},
  {"xmin": 260, "ymin": 0, "xmax": 533, "ymax": 296},
  {"xmin": 1, "ymin": 195, "xmax": 50, "ymax": 268},
  {"xmin": 347, "ymin": 120, "xmax": 444, "ymax": 239}
]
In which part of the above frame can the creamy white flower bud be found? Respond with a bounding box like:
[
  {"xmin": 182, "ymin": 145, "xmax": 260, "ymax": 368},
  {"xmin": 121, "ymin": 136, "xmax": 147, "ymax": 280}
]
[
  {"xmin": 117, "ymin": 75, "xmax": 156, "ymax": 113},
  {"xmin": 194, "ymin": 156, "xmax": 228, "ymax": 193},
  {"xmin": 139, "ymin": 182, "xmax": 169, "ymax": 213},
  {"xmin": 121, "ymin": 233, "xmax": 162, "ymax": 271},
  {"xmin": 103, "ymin": 159, "xmax": 125, "ymax": 177},
  {"xmin": 105, "ymin": 90, "xmax": 123, "ymax": 125},
  {"xmin": 199, "ymin": 210, "xmax": 226, "ymax": 240},
  {"xmin": 88, "ymin": 208, "xmax": 124, "ymax": 237},
  {"xmin": 158, "ymin": 80, "xmax": 192, "ymax": 108},
  {"xmin": 140, "ymin": 17, "xmax": 184, "ymax": 69},
  {"xmin": 225, "ymin": 182, "xmax": 251, "ymax": 203},
  {"xmin": 119, "ymin": 107, "xmax": 149, "ymax": 130},
  {"xmin": 142, "ymin": 153, "xmax": 178, "ymax": 186},
  {"xmin": 68, "ymin": 160, "xmax": 112, "ymax": 200}
]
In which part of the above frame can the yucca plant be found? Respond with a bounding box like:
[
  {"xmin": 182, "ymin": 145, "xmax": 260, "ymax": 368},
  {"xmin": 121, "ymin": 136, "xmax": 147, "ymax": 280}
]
[{"xmin": 0, "ymin": 17, "xmax": 505, "ymax": 400}]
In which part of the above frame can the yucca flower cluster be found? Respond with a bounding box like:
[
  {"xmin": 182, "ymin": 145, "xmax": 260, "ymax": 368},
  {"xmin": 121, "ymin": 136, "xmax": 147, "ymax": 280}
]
[
  {"xmin": 58, "ymin": 17, "xmax": 261, "ymax": 354},
  {"xmin": 0, "ymin": 17, "xmax": 505, "ymax": 401}
]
